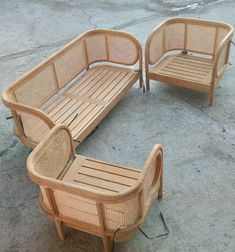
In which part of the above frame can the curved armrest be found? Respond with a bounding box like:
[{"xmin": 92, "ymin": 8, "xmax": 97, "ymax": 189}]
[
  {"xmin": 145, "ymin": 24, "xmax": 165, "ymax": 70},
  {"xmin": 212, "ymin": 32, "xmax": 234, "ymax": 83},
  {"xmin": 142, "ymin": 144, "xmax": 163, "ymax": 209},
  {"xmin": 3, "ymin": 99, "xmax": 55, "ymax": 129}
]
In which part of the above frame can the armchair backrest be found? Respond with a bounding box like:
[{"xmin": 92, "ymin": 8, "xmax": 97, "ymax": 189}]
[
  {"xmin": 28, "ymin": 125, "xmax": 75, "ymax": 179},
  {"xmin": 146, "ymin": 18, "xmax": 233, "ymax": 65}
]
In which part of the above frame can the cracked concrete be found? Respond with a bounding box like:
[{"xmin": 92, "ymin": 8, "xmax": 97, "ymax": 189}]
[{"xmin": 0, "ymin": 0, "xmax": 235, "ymax": 251}]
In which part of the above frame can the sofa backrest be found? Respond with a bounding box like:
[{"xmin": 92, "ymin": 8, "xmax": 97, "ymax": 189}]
[{"xmin": 4, "ymin": 29, "xmax": 141, "ymax": 108}]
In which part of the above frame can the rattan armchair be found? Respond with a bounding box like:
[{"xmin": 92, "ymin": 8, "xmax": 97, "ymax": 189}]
[
  {"xmin": 27, "ymin": 125, "xmax": 163, "ymax": 252},
  {"xmin": 145, "ymin": 18, "xmax": 233, "ymax": 105}
]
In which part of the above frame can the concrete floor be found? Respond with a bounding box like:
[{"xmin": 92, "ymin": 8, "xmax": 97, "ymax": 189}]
[{"xmin": 0, "ymin": 0, "xmax": 235, "ymax": 251}]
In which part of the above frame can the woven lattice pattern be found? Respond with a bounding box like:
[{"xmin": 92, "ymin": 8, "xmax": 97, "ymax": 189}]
[
  {"xmin": 86, "ymin": 35, "xmax": 107, "ymax": 64},
  {"xmin": 143, "ymin": 157, "xmax": 157, "ymax": 205},
  {"xmin": 14, "ymin": 65, "xmax": 57, "ymax": 107},
  {"xmin": 149, "ymin": 28, "xmax": 165, "ymax": 65},
  {"xmin": 187, "ymin": 24, "xmax": 216, "ymax": 54},
  {"xmin": 54, "ymin": 41, "xmax": 87, "ymax": 87},
  {"xmin": 34, "ymin": 129, "xmax": 71, "ymax": 178},
  {"xmin": 108, "ymin": 35, "xmax": 138, "ymax": 65},
  {"xmin": 165, "ymin": 23, "xmax": 185, "ymax": 51},
  {"xmin": 104, "ymin": 195, "xmax": 139, "ymax": 230},
  {"xmin": 19, "ymin": 111, "xmax": 50, "ymax": 143},
  {"xmin": 54, "ymin": 190, "xmax": 100, "ymax": 225}
]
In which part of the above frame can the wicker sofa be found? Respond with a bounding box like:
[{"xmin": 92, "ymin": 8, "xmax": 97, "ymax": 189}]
[
  {"xmin": 27, "ymin": 125, "xmax": 163, "ymax": 252},
  {"xmin": 145, "ymin": 18, "xmax": 233, "ymax": 105},
  {"xmin": 2, "ymin": 29, "xmax": 142, "ymax": 148}
]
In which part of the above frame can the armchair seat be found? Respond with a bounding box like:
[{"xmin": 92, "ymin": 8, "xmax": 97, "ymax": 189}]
[
  {"xmin": 150, "ymin": 54, "xmax": 213, "ymax": 92},
  {"xmin": 62, "ymin": 155, "xmax": 142, "ymax": 194}
]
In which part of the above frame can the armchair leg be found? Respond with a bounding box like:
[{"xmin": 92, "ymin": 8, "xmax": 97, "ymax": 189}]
[
  {"xmin": 55, "ymin": 220, "xmax": 65, "ymax": 240},
  {"xmin": 158, "ymin": 173, "xmax": 163, "ymax": 199},
  {"xmin": 208, "ymin": 91, "xmax": 214, "ymax": 106},
  {"xmin": 102, "ymin": 236, "xmax": 111, "ymax": 252}
]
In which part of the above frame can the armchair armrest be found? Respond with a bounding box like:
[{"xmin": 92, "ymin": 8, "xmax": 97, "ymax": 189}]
[
  {"xmin": 142, "ymin": 144, "xmax": 163, "ymax": 211},
  {"xmin": 212, "ymin": 32, "xmax": 234, "ymax": 84}
]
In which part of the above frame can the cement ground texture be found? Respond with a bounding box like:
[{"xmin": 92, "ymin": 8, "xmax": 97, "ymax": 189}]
[{"xmin": 0, "ymin": 0, "xmax": 235, "ymax": 251}]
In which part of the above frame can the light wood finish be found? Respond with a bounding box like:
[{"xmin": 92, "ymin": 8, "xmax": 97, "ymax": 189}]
[
  {"xmin": 27, "ymin": 125, "xmax": 163, "ymax": 252},
  {"xmin": 2, "ymin": 29, "xmax": 142, "ymax": 148},
  {"xmin": 145, "ymin": 17, "xmax": 233, "ymax": 105}
]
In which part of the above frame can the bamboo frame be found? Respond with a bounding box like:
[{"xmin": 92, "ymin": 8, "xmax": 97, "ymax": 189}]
[
  {"xmin": 27, "ymin": 125, "xmax": 163, "ymax": 252},
  {"xmin": 145, "ymin": 17, "xmax": 233, "ymax": 106},
  {"xmin": 2, "ymin": 29, "xmax": 142, "ymax": 148}
]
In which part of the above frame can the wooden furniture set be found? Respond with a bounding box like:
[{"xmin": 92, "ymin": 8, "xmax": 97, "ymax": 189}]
[
  {"xmin": 1, "ymin": 18, "xmax": 233, "ymax": 251},
  {"xmin": 145, "ymin": 18, "xmax": 233, "ymax": 105},
  {"xmin": 27, "ymin": 124, "xmax": 163, "ymax": 252}
]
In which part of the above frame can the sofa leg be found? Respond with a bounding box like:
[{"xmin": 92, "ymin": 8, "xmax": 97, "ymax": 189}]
[
  {"xmin": 139, "ymin": 73, "xmax": 143, "ymax": 89},
  {"xmin": 208, "ymin": 91, "xmax": 214, "ymax": 106},
  {"xmin": 55, "ymin": 220, "xmax": 65, "ymax": 240},
  {"xmin": 102, "ymin": 236, "xmax": 111, "ymax": 252},
  {"xmin": 146, "ymin": 77, "xmax": 150, "ymax": 92},
  {"xmin": 158, "ymin": 174, "xmax": 163, "ymax": 199}
]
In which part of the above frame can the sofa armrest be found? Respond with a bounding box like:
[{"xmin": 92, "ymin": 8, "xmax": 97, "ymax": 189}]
[{"xmin": 9, "ymin": 102, "xmax": 55, "ymax": 129}]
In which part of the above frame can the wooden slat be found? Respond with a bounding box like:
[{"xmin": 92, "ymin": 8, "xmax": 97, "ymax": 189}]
[
  {"xmin": 50, "ymin": 98, "xmax": 78, "ymax": 121},
  {"xmin": 168, "ymin": 62, "xmax": 210, "ymax": 73},
  {"xmin": 102, "ymin": 72, "xmax": 136, "ymax": 101},
  {"xmin": 69, "ymin": 103, "xmax": 98, "ymax": 130},
  {"xmin": 166, "ymin": 64, "xmax": 209, "ymax": 75},
  {"xmin": 66, "ymin": 68, "xmax": 109, "ymax": 96},
  {"xmin": 90, "ymin": 71, "xmax": 127, "ymax": 99},
  {"xmin": 62, "ymin": 102, "xmax": 91, "ymax": 125},
  {"xmin": 72, "ymin": 104, "xmax": 104, "ymax": 137},
  {"xmin": 159, "ymin": 68, "xmax": 205, "ymax": 80},
  {"xmin": 75, "ymin": 174, "xmax": 128, "ymax": 193},
  {"xmin": 95, "ymin": 71, "xmax": 129, "ymax": 100},
  {"xmin": 54, "ymin": 101, "xmax": 85, "ymax": 124},
  {"xmin": 77, "ymin": 166, "xmax": 137, "ymax": 186},
  {"xmin": 152, "ymin": 54, "xmax": 212, "ymax": 85},
  {"xmin": 174, "ymin": 57, "xmax": 212, "ymax": 67},
  {"xmin": 83, "ymin": 159, "xmax": 140, "ymax": 179},
  {"xmin": 158, "ymin": 71, "xmax": 205, "ymax": 83},
  {"xmin": 77, "ymin": 69, "xmax": 117, "ymax": 98},
  {"xmin": 60, "ymin": 67, "xmax": 101, "ymax": 95}
]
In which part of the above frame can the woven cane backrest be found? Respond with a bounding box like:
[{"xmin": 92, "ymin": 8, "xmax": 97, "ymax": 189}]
[
  {"xmin": 54, "ymin": 41, "xmax": 88, "ymax": 88},
  {"xmin": 33, "ymin": 128, "xmax": 72, "ymax": 178},
  {"xmin": 14, "ymin": 64, "xmax": 58, "ymax": 108},
  {"xmin": 148, "ymin": 18, "xmax": 232, "ymax": 65},
  {"xmin": 85, "ymin": 31, "xmax": 139, "ymax": 66}
]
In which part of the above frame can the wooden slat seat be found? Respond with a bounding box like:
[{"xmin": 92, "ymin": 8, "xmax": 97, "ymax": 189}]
[
  {"xmin": 62, "ymin": 155, "xmax": 142, "ymax": 195},
  {"xmin": 150, "ymin": 54, "xmax": 213, "ymax": 92},
  {"xmin": 42, "ymin": 65, "xmax": 138, "ymax": 143}
]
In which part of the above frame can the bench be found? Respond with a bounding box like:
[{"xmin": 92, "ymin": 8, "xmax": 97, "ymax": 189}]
[
  {"xmin": 2, "ymin": 29, "xmax": 142, "ymax": 148},
  {"xmin": 27, "ymin": 125, "xmax": 163, "ymax": 252},
  {"xmin": 145, "ymin": 18, "xmax": 233, "ymax": 105}
]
